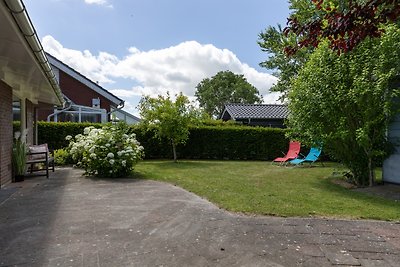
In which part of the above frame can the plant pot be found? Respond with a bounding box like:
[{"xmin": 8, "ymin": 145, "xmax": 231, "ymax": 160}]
[{"xmin": 14, "ymin": 175, "xmax": 24, "ymax": 182}]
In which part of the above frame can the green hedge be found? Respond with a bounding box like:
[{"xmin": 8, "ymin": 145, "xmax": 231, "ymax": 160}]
[
  {"xmin": 38, "ymin": 122, "xmax": 102, "ymax": 149},
  {"xmin": 33, "ymin": 122, "xmax": 289, "ymax": 160},
  {"xmin": 130, "ymin": 125, "xmax": 289, "ymax": 160},
  {"xmin": 180, "ymin": 126, "xmax": 287, "ymax": 160}
]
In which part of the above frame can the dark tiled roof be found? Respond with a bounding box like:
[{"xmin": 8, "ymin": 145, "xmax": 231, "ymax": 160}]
[{"xmin": 222, "ymin": 103, "xmax": 288, "ymax": 120}]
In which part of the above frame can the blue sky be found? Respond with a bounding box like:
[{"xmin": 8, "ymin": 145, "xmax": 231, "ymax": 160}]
[{"xmin": 24, "ymin": 0, "xmax": 290, "ymax": 115}]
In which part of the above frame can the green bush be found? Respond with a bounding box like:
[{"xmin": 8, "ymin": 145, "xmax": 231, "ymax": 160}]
[
  {"xmin": 131, "ymin": 126, "xmax": 172, "ymax": 159},
  {"xmin": 132, "ymin": 124, "xmax": 288, "ymax": 160},
  {"xmin": 197, "ymin": 119, "xmax": 240, "ymax": 127},
  {"xmin": 38, "ymin": 121, "xmax": 101, "ymax": 149},
  {"xmin": 179, "ymin": 126, "xmax": 288, "ymax": 160},
  {"xmin": 37, "ymin": 122, "xmax": 289, "ymax": 161},
  {"xmin": 54, "ymin": 148, "xmax": 73, "ymax": 166},
  {"xmin": 13, "ymin": 121, "xmax": 20, "ymax": 134},
  {"xmin": 67, "ymin": 123, "xmax": 144, "ymax": 177}
]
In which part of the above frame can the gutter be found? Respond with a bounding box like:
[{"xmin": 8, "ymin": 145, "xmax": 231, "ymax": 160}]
[{"xmin": 4, "ymin": 0, "xmax": 64, "ymax": 106}]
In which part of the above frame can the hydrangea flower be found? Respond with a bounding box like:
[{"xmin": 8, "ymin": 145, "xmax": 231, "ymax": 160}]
[{"xmin": 66, "ymin": 122, "xmax": 144, "ymax": 178}]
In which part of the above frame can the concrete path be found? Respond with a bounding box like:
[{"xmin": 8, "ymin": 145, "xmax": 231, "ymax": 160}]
[{"xmin": 0, "ymin": 167, "xmax": 399, "ymax": 267}]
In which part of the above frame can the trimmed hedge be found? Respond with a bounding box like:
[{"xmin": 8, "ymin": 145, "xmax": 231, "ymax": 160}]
[
  {"xmin": 180, "ymin": 126, "xmax": 288, "ymax": 160},
  {"xmin": 33, "ymin": 122, "xmax": 289, "ymax": 160},
  {"xmin": 38, "ymin": 122, "xmax": 102, "ymax": 149}
]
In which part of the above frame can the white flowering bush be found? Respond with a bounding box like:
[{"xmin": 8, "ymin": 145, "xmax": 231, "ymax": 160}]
[{"xmin": 66, "ymin": 122, "xmax": 144, "ymax": 177}]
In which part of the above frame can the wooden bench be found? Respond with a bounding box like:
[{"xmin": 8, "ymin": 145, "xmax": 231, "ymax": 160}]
[{"xmin": 26, "ymin": 144, "xmax": 55, "ymax": 178}]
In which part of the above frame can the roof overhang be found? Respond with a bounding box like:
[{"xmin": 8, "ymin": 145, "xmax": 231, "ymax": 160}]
[{"xmin": 0, "ymin": 0, "xmax": 63, "ymax": 106}]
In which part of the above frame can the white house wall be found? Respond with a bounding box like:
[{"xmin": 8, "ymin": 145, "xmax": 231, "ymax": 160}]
[{"xmin": 383, "ymin": 114, "xmax": 400, "ymax": 184}]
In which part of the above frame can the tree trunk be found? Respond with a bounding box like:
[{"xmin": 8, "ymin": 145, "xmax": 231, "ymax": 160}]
[
  {"xmin": 172, "ymin": 141, "xmax": 177, "ymax": 163},
  {"xmin": 368, "ymin": 156, "xmax": 375, "ymax": 187},
  {"xmin": 363, "ymin": 147, "xmax": 375, "ymax": 187}
]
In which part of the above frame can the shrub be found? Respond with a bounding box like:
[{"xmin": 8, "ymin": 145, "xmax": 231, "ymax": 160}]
[
  {"xmin": 54, "ymin": 148, "xmax": 73, "ymax": 166},
  {"xmin": 37, "ymin": 122, "xmax": 289, "ymax": 161},
  {"xmin": 12, "ymin": 135, "xmax": 27, "ymax": 176},
  {"xmin": 179, "ymin": 126, "xmax": 288, "ymax": 160},
  {"xmin": 39, "ymin": 121, "xmax": 101, "ymax": 149},
  {"xmin": 67, "ymin": 122, "xmax": 144, "ymax": 177},
  {"xmin": 133, "ymin": 124, "xmax": 288, "ymax": 160}
]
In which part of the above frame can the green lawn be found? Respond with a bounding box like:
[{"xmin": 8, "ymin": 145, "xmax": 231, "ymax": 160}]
[{"xmin": 134, "ymin": 160, "xmax": 400, "ymax": 221}]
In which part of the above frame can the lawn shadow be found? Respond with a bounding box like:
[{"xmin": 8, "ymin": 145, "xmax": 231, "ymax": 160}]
[
  {"xmin": 352, "ymin": 183, "xmax": 400, "ymax": 201},
  {"xmin": 315, "ymin": 174, "xmax": 400, "ymax": 204}
]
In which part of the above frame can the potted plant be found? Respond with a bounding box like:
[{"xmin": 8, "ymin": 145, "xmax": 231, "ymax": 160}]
[{"xmin": 12, "ymin": 135, "xmax": 27, "ymax": 182}]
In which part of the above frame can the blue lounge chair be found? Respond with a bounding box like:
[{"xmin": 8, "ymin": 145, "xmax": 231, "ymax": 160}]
[{"xmin": 290, "ymin": 147, "xmax": 322, "ymax": 166}]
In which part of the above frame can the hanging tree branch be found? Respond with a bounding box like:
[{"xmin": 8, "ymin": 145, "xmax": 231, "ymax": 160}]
[{"xmin": 284, "ymin": 0, "xmax": 400, "ymax": 55}]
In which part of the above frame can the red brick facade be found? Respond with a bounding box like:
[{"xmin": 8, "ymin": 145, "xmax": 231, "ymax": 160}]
[
  {"xmin": 38, "ymin": 69, "xmax": 114, "ymax": 121},
  {"xmin": 0, "ymin": 80, "xmax": 13, "ymax": 186}
]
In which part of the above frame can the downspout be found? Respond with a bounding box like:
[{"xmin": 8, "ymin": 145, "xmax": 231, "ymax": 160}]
[
  {"xmin": 108, "ymin": 101, "xmax": 125, "ymax": 121},
  {"xmin": 4, "ymin": 0, "xmax": 64, "ymax": 106},
  {"xmin": 47, "ymin": 100, "xmax": 72, "ymax": 122}
]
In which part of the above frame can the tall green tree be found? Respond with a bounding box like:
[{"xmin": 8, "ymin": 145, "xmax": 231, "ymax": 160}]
[
  {"xmin": 258, "ymin": 25, "xmax": 310, "ymax": 98},
  {"xmin": 195, "ymin": 70, "xmax": 262, "ymax": 117},
  {"xmin": 260, "ymin": 0, "xmax": 400, "ymax": 186},
  {"xmin": 258, "ymin": 0, "xmax": 316, "ymax": 97},
  {"xmin": 287, "ymin": 25, "xmax": 400, "ymax": 186},
  {"xmin": 138, "ymin": 93, "xmax": 199, "ymax": 162}
]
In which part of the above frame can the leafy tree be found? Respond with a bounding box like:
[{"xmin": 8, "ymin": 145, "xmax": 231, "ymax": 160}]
[
  {"xmin": 259, "ymin": 0, "xmax": 400, "ymax": 186},
  {"xmin": 284, "ymin": 0, "xmax": 400, "ymax": 55},
  {"xmin": 258, "ymin": 0, "xmax": 316, "ymax": 97},
  {"xmin": 195, "ymin": 70, "xmax": 262, "ymax": 117},
  {"xmin": 138, "ymin": 93, "xmax": 199, "ymax": 162},
  {"xmin": 287, "ymin": 25, "xmax": 400, "ymax": 186},
  {"xmin": 260, "ymin": 0, "xmax": 400, "ymax": 95},
  {"xmin": 258, "ymin": 25, "xmax": 308, "ymax": 98}
]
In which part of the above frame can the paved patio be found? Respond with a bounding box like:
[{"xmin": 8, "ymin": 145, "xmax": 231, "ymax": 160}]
[{"xmin": 0, "ymin": 167, "xmax": 399, "ymax": 266}]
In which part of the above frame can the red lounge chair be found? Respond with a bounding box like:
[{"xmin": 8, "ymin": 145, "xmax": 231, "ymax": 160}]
[{"xmin": 272, "ymin": 141, "xmax": 301, "ymax": 165}]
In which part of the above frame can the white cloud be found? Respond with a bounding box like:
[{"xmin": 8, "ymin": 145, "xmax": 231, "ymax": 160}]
[
  {"xmin": 108, "ymin": 89, "xmax": 139, "ymax": 98},
  {"xmin": 84, "ymin": 0, "xmax": 113, "ymax": 8},
  {"xmin": 44, "ymin": 36, "xmax": 117, "ymax": 84},
  {"xmin": 42, "ymin": 35, "xmax": 281, "ymax": 115},
  {"xmin": 108, "ymin": 41, "xmax": 279, "ymax": 101}
]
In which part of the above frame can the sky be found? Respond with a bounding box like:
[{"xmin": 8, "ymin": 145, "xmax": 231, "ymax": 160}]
[{"xmin": 24, "ymin": 0, "xmax": 291, "ymax": 116}]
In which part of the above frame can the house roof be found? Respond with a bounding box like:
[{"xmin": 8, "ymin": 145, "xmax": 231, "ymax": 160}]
[
  {"xmin": 113, "ymin": 108, "xmax": 141, "ymax": 122},
  {"xmin": 46, "ymin": 52, "xmax": 124, "ymax": 106},
  {"xmin": 221, "ymin": 103, "xmax": 288, "ymax": 120},
  {"xmin": 112, "ymin": 108, "xmax": 141, "ymax": 124},
  {"xmin": 0, "ymin": 0, "xmax": 63, "ymax": 106}
]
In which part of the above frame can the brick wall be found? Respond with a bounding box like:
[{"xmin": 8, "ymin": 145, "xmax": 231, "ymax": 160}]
[{"xmin": 0, "ymin": 80, "xmax": 13, "ymax": 186}]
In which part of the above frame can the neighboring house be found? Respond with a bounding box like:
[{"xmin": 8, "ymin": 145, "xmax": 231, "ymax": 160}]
[
  {"xmin": 383, "ymin": 114, "xmax": 400, "ymax": 184},
  {"xmin": 0, "ymin": 0, "xmax": 64, "ymax": 186},
  {"xmin": 112, "ymin": 108, "xmax": 142, "ymax": 125},
  {"xmin": 220, "ymin": 103, "xmax": 288, "ymax": 128},
  {"xmin": 38, "ymin": 53, "xmax": 140, "ymax": 124}
]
